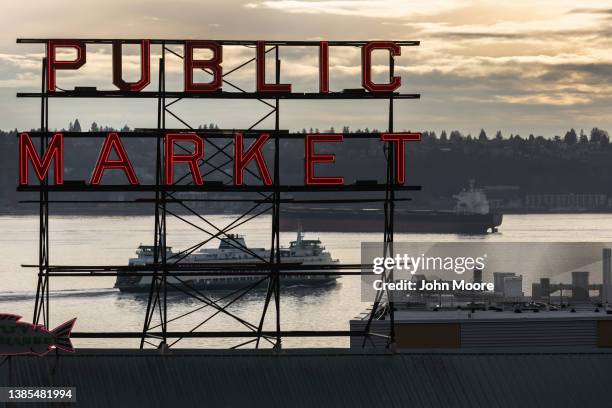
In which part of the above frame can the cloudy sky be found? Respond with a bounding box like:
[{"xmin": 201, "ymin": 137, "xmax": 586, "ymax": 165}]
[{"xmin": 1, "ymin": 0, "xmax": 611, "ymax": 137}]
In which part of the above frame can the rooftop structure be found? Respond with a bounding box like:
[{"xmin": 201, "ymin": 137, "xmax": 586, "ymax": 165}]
[
  {"xmin": 3, "ymin": 349, "xmax": 612, "ymax": 407},
  {"xmin": 351, "ymin": 308, "xmax": 612, "ymax": 349}
]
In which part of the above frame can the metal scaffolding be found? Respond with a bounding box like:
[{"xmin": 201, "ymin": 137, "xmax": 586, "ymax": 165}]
[{"xmin": 17, "ymin": 39, "xmax": 421, "ymax": 349}]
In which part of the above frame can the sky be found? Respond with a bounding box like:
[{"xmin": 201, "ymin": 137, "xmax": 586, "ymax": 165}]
[{"xmin": 1, "ymin": 0, "xmax": 611, "ymax": 137}]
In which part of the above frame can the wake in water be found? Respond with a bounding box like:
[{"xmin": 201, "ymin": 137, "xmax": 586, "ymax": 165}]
[
  {"xmin": 0, "ymin": 288, "xmax": 118, "ymax": 301},
  {"xmin": 0, "ymin": 283, "xmax": 341, "ymax": 303}
]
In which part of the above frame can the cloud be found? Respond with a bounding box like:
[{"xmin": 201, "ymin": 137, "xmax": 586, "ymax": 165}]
[
  {"xmin": 568, "ymin": 8, "xmax": 612, "ymax": 15},
  {"xmin": 496, "ymin": 94, "xmax": 592, "ymax": 106},
  {"xmin": 1, "ymin": 0, "xmax": 612, "ymax": 136},
  {"xmin": 244, "ymin": 0, "xmax": 468, "ymax": 18}
]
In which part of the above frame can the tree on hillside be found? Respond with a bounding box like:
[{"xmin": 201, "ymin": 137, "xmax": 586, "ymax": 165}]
[
  {"xmin": 495, "ymin": 130, "xmax": 503, "ymax": 140},
  {"xmin": 478, "ymin": 129, "xmax": 487, "ymax": 141},
  {"xmin": 564, "ymin": 128, "xmax": 577, "ymax": 145},
  {"xmin": 449, "ymin": 130, "xmax": 462, "ymax": 142},
  {"xmin": 69, "ymin": 119, "xmax": 82, "ymax": 132},
  {"xmin": 590, "ymin": 127, "xmax": 609, "ymax": 146}
]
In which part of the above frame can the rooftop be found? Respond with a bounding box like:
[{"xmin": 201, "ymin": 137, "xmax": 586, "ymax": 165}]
[{"xmin": 2, "ymin": 348, "xmax": 612, "ymax": 407}]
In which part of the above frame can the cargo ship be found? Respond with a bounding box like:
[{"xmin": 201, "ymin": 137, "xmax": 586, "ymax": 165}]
[
  {"xmin": 280, "ymin": 183, "xmax": 502, "ymax": 234},
  {"xmin": 114, "ymin": 232, "xmax": 339, "ymax": 292}
]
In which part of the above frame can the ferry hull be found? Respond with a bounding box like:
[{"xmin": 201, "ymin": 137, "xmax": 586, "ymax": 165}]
[
  {"xmin": 115, "ymin": 275, "xmax": 339, "ymax": 293},
  {"xmin": 280, "ymin": 210, "xmax": 503, "ymax": 234}
]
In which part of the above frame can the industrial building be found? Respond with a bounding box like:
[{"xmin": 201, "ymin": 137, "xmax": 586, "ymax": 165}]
[
  {"xmin": 351, "ymin": 248, "xmax": 612, "ymax": 350},
  {"xmin": 351, "ymin": 309, "xmax": 612, "ymax": 349}
]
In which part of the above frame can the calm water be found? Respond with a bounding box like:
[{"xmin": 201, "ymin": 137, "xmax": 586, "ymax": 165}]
[{"xmin": 1, "ymin": 213, "xmax": 612, "ymax": 348}]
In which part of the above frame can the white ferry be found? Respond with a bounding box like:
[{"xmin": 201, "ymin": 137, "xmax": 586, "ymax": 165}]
[{"xmin": 114, "ymin": 232, "xmax": 340, "ymax": 292}]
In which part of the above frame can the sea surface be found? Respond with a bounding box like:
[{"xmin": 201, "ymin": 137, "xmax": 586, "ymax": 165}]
[{"xmin": 1, "ymin": 213, "xmax": 612, "ymax": 348}]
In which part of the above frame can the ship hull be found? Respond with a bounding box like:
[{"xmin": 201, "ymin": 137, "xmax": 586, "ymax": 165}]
[
  {"xmin": 280, "ymin": 210, "xmax": 503, "ymax": 234},
  {"xmin": 116, "ymin": 275, "xmax": 338, "ymax": 293}
]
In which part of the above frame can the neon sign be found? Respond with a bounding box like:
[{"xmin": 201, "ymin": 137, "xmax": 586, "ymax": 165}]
[
  {"xmin": 18, "ymin": 39, "xmax": 421, "ymax": 187},
  {"xmin": 44, "ymin": 40, "xmax": 402, "ymax": 93}
]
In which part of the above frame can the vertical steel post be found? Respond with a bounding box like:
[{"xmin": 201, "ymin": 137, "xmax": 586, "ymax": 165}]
[
  {"xmin": 256, "ymin": 45, "xmax": 282, "ymax": 349},
  {"xmin": 362, "ymin": 50, "xmax": 398, "ymax": 348},
  {"xmin": 160, "ymin": 44, "xmax": 168, "ymax": 347},
  {"xmin": 387, "ymin": 52, "xmax": 396, "ymax": 346},
  {"xmin": 141, "ymin": 46, "xmax": 167, "ymax": 348},
  {"xmin": 33, "ymin": 57, "xmax": 49, "ymax": 328},
  {"xmin": 273, "ymin": 46, "xmax": 282, "ymax": 348}
]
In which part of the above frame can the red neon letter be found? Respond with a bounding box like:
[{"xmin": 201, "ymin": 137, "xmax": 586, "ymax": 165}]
[
  {"xmin": 184, "ymin": 41, "xmax": 222, "ymax": 92},
  {"xmin": 361, "ymin": 41, "xmax": 401, "ymax": 92},
  {"xmin": 234, "ymin": 133, "xmax": 272, "ymax": 186},
  {"xmin": 47, "ymin": 40, "xmax": 86, "ymax": 92},
  {"xmin": 381, "ymin": 133, "xmax": 421, "ymax": 185},
  {"xmin": 305, "ymin": 134, "xmax": 344, "ymax": 185},
  {"xmin": 319, "ymin": 41, "xmax": 329, "ymax": 93},
  {"xmin": 256, "ymin": 41, "xmax": 292, "ymax": 93},
  {"xmin": 112, "ymin": 40, "xmax": 151, "ymax": 92},
  {"xmin": 165, "ymin": 133, "xmax": 204, "ymax": 185},
  {"xmin": 19, "ymin": 133, "xmax": 64, "ymax": 185},
  {"xmin": 90, "ymin": 133, "xmax": 139, "ymax": 185}
]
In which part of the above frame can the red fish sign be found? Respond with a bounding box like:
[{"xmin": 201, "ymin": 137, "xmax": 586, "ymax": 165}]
[{"xmin": 0, "ymin": 314, "xmax": 76, "ymax": 356}]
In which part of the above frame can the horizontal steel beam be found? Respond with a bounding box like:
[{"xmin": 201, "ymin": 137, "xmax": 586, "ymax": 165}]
[
  {"xmin": 18, "ymin": 198, "xmax": 412, "ymax": 204},
  {"xmin": 17, "ymin": 90, "xmax": 420, "ymax": 99},
  {"xmin": 71, "ymin": 330, "xmax": 367, "ymax": 338},
  {"xmin": 30, "ymin": 272, "xmax": 364, "ymax": 277},
  {"xmin": 21, "ymin": 130, "xmax": 404, "ymax": 139},
  {"xmin": 17, "ymin": 38, "xmax": 419, "ymax": 46},
  {"xmin": 18, "ymin": 184, "xmax": 421, "ymax": 192},
  {"xmin": 22, "ymin": 263, "xmax": 370, "ymax": 272}
]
